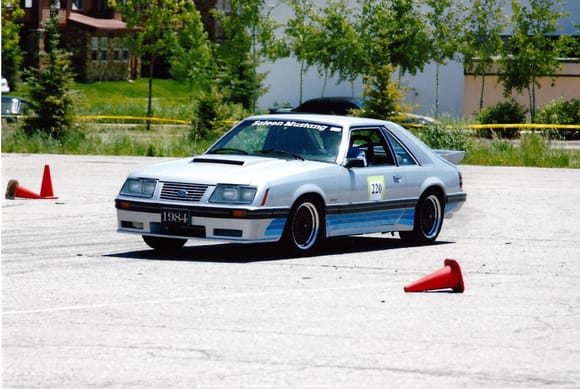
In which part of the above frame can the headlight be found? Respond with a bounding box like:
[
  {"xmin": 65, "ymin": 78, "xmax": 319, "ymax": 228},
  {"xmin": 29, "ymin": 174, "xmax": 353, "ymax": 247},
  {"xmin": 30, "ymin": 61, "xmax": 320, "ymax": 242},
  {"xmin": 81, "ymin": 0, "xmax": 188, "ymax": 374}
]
[
  {"xmin": 120, "ymin": 178, "xmax": 157, "ymax": 198},
  {"xmin": 210, "ymin": 184, "xmax": 257, "ymax": 204}
]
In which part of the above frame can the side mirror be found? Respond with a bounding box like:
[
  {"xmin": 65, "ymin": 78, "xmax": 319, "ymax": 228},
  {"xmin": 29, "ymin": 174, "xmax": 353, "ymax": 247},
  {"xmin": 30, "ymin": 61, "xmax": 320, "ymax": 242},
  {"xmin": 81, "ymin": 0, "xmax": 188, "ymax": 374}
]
[
  {"xmin": 343, "ymin": 157, "xmax": 366, "ymax": 168},
  {"xmin": 343, "ymin": 148, "xmax": 367, "ymax": 168}
]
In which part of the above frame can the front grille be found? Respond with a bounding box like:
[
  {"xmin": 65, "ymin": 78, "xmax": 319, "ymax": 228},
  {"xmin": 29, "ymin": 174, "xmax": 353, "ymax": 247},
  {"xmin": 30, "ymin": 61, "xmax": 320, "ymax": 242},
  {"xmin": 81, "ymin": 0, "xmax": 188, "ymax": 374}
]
[{"xmin": 160, "ymin": 182, "xmax": 209, "ymax": 202}]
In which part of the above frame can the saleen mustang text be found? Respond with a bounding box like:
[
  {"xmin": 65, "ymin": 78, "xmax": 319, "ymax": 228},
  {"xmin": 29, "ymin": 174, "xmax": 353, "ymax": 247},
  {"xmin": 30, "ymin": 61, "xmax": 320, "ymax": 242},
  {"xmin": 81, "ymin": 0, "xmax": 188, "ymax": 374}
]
[{"xmin": 115, "ymin": 114, "xmax": 466, "ymax": 254}]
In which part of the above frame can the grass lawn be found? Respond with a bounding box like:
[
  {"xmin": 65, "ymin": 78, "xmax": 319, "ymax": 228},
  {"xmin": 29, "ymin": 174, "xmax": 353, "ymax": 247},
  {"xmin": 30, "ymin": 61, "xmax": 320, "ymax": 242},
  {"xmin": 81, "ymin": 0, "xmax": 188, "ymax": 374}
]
[{"xmin": 73, "ymin": 78, "xmax": 196, "ymax": 119}]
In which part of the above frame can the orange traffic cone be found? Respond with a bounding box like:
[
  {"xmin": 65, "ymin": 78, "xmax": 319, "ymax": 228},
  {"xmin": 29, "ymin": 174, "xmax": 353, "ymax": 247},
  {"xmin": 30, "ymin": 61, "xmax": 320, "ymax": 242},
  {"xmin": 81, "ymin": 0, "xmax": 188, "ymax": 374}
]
[
  {"xmin": 404, "ymin": 259, "xmax": 465, "ymax": 293},
  {"xmin": 5, "ymin": 179, "xmax": 42, "ymax": 199},
  {"xmin": 40, "ymin": 164, "xmax": 58, "ymax": 199}
]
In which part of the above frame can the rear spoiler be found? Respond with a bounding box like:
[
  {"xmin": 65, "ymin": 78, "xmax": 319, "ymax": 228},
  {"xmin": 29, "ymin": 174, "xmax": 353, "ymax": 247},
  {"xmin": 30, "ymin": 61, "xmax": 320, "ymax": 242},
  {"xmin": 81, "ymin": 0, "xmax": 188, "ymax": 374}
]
[{"xmin": 434, "ymin": 150, "xmax": 466, "ymax": 164}]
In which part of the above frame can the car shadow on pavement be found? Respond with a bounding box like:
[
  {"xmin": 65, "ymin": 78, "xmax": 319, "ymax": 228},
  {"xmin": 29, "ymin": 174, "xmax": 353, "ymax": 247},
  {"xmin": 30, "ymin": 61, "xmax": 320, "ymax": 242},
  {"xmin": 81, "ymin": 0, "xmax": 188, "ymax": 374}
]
[{"xmin": 108, "ymin": 236, "xmax": 453, "ymax": 263}]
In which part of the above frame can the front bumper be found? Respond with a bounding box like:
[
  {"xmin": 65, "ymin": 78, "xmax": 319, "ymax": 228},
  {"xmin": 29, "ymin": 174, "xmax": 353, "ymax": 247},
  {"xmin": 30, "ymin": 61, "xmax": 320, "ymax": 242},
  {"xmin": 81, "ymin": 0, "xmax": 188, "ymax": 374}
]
[{"xmin": 115, "ymin": 199, "xmax": 289, "ymax": 243}]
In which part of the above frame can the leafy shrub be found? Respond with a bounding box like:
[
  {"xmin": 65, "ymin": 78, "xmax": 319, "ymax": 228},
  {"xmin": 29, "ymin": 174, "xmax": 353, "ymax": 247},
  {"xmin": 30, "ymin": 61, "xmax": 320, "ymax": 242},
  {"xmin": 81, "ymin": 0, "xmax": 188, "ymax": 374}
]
[
  {"xmin": 464, "ymin": 134, "xmax": 577, "ymax": 168},
  {"xmin": 417, "ymin": 124, "xmax": 470, "ymax": 152},
  {"xmin": 535, "ymin": 98, "xmax": 580, "ymax": 140},
  {"xmin": 193, "ymin": 88, "xmax": 222, "ymax": 139},
  {"xmin": 192, "ymin": 87, "xmax": 246, "ymax": 140},
  {"xmin": 360, "ymin": 64, "xmax": 408, "ymax": 120},
  {"xmin": 476, "ymin": 100, "xmax": 527, "ymax": 139}
]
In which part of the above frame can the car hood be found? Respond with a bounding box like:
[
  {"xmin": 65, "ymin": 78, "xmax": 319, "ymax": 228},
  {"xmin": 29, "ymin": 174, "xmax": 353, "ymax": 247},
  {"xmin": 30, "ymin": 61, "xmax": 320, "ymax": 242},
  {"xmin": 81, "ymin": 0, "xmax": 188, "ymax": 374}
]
[{"xmin": 128, "ymin": 155, "xmax": 337, "ymax": 186}]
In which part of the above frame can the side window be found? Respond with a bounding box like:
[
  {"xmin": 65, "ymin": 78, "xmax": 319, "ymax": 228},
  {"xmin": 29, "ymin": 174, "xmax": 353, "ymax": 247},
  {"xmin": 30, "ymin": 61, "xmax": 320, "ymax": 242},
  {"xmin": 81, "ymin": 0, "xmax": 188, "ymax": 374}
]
[
  {"xmin": 349, "ymin": 128, "xmax": 395, "ymax": 166},
  {"xmin": 385, "ymin": 132, "xmax": 417, "ymax": 166}
]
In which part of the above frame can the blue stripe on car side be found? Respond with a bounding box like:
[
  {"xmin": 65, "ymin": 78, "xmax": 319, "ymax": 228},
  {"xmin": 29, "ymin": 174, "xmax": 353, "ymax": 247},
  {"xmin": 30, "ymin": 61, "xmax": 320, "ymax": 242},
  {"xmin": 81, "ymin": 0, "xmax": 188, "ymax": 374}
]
[
  {"xmin": 327, "ymin": 209, "xmax": 410, "ymax": 234},
  {"xmin": 399, "ymin": 208, "xmax": 415, "ymax": 226},
  {"xmin": 265, "ymin": 218, "xmax": 286, "ymax": 237}
]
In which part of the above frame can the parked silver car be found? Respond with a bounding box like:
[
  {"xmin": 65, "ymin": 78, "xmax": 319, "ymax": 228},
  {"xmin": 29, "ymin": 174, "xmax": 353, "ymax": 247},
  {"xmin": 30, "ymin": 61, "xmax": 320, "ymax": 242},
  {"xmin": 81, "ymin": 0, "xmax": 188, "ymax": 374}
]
[{"xmin": 116, "ymin": 114, "xmax": 466, "ymax": 255}]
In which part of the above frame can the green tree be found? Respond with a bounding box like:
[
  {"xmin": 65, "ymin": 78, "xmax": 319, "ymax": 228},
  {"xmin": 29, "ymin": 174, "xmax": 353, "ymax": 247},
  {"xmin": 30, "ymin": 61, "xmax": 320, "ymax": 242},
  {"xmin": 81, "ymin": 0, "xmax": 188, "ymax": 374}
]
[
  {"xmin": 308, "ymin": 0, "xmax": 359, "ymax": 96},
  {"xmin": 168, "ymin": 2, "xmax": 215, "ymax": 104},
  {"xmin": 214, "ymin": 0, "xmax": 286, "ymax": 112},
  {"xmin": 499, "ymin": 0, "xmax": 568, "ymax": 121},
  {"xmin": 356, "ymin": 0, "xmax": 394, "ymax": 80},
  {"xmin": 554, "ymin": 34, "xmax": 579, "ymax": 58},
  {"xmin": 382, "ymin": 0, "xmax": 431, "ymax": 79},
  {"xmin": 120, "ymin": 0, "xmax": 185, "ymax": 126},
  {"xmin": 23, "ymin": 9, "xmax": 77, "ymax": 139},
  {"xmin": 354, "ymin": 0, "xmax": 429, "ymax": 117},
  {"xmin": 424, "ymin": 0, "xmax": 463, "ymax": 117},
  {"xmin": 359, "ymin": 64, "xmax": 408, "ymax": 120},
  {"xmin": 462, "ymin": 0, "xmax": 507, "ymax": 111},
  {"xmin": 284, "ymin": 0, "xmax": 319, "ymax": 102},
  {"xmin": 1, "ymin": 0, "xmax": 25, "ymax": 88}
]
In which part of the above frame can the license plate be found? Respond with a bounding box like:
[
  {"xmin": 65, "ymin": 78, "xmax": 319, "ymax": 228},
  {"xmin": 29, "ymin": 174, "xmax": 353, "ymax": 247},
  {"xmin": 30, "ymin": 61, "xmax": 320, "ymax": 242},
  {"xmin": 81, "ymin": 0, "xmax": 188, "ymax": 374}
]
[{"xmin": 161, "ymin": 208, "xmax": 189, "ymax": 225}]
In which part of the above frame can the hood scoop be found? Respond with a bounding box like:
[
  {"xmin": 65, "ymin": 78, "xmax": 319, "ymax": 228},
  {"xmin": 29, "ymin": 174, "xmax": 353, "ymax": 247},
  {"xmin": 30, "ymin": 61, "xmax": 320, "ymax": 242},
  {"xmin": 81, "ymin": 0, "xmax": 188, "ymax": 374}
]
[{"xmin": 192, "ymin": 157, "xmax": 245, "ymax": 166}]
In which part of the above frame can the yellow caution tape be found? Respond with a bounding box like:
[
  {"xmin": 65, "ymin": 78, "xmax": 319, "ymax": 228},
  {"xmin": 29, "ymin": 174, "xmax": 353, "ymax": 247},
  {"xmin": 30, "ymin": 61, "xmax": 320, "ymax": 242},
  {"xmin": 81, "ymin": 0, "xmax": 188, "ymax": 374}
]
[
  {"xmin": 76, "ymin": 115, "xmax": 191, "ymax": 125},
  {"xmin": 465, "ymin": 123, "xmax": 580, "ymax": 130}
]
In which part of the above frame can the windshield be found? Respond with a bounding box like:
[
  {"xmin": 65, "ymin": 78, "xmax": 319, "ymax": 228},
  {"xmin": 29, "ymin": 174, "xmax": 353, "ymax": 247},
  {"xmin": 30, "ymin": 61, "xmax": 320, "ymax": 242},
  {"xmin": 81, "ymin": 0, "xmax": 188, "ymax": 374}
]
[{"xmin": 207, "ymin": 119, "xmax": 343, "ymax": 163}]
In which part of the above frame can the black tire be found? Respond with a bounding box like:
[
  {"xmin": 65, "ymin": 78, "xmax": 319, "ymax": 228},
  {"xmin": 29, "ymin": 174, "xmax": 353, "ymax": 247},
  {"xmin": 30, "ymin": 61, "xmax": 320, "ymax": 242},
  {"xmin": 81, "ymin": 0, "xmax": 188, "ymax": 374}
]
[
  {"xmin": 400, "ymin": 190, "xmax": 444, "ymax": 244},
  {"xmin": 283, "ymin": 197, "xmax": 324, "ymax": 255},
  {"xmin": 142, "ymin": 235, "xmax": 187, "ymax": 252}
]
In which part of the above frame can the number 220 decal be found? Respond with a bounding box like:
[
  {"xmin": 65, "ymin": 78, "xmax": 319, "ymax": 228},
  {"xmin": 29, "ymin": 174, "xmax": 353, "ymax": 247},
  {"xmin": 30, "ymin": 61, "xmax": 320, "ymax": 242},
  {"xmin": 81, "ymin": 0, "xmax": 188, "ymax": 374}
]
[{"xmin": 367, "ymin": 176, "xmax": 386, "ymax": 200}]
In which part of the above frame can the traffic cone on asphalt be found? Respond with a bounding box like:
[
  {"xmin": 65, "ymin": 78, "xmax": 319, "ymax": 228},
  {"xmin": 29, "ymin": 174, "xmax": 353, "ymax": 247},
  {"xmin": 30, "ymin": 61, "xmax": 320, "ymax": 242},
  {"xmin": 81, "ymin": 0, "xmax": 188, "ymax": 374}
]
[
  {"xmin": 4, "ymin": 164, "xmax": 58, "ymax": 200},
  {"xmin": 404, "ymin": 259, "xmax": 465, "ymax": 293},
  {"xmin": 40, "ymin": 164, "xmax": 58, "ymax": 199},
  {"xmin": 5, "ymin": 179, "xmax": 42, "ymax": 199}
]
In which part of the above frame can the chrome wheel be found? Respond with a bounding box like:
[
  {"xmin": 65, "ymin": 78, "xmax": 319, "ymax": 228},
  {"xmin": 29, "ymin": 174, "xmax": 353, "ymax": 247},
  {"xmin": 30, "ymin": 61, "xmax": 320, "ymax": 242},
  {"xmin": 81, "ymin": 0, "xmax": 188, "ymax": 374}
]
[
  {"xmin": 284, "ymin": 198, "xmax": 324, "ymax": 254},
  {"xmin": 419, "ymin": 194, "xmax": 443, "ymax": 240},
  {"xmin": 400, "ymin": 190, "xmax": 444, "ymax": 244}
]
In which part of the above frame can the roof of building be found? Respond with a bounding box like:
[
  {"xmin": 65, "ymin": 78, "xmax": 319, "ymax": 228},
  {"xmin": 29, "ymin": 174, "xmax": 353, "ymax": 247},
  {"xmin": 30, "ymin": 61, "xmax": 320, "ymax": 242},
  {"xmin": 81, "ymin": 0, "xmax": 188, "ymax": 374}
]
[{"xmin": 67, "ymin": 12, "xmax": 128, "ymax": 32}]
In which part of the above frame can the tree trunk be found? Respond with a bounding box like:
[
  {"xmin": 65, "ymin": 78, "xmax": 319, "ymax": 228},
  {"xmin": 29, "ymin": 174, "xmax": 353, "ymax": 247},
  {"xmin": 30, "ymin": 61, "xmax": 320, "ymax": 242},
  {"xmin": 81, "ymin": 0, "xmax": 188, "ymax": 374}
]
[
  {"xmin": 147, "ymin": 56, "xmax": 155, "ymax": 131},
  {"xmin": 299, "ymin": 60, "xmax": 305, "ymax": 104},
  {"xmin": 479, "ymin": 73, "xmax": 486, "ymax": 111},
  {"xmin": 435, "ymin": 63, "xmax": 440, "ymax": 118},
  {"xmin": 321, "ymin": 68, "xmax": 329, "ymax": 97},
  {"xmin": 530, "ymin": 81, "xmax": 536, "ymax": 122}
]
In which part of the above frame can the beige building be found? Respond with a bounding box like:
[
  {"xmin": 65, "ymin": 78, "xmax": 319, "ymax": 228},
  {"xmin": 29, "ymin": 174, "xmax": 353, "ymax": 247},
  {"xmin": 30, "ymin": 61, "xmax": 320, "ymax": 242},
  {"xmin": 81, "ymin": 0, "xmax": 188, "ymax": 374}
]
[{"xmin": 463, "ymin": 60, "xmax": 579, "ymax": 118}]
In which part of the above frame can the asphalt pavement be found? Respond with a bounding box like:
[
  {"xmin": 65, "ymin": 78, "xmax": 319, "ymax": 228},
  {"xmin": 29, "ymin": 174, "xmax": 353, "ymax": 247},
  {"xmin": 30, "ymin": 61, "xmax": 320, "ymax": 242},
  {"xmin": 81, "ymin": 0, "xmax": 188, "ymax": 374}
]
[{"xmin": 2, "ymin": 153, "xmax": 580, "ymax": 388}]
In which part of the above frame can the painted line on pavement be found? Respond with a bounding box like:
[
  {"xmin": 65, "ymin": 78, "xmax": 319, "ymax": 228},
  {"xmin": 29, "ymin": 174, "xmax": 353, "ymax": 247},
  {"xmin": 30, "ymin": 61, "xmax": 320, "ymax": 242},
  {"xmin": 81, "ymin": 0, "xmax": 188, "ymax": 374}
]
[{"xmin": 3, "ymin": 282, "xmax": 390, "ymax": 316}]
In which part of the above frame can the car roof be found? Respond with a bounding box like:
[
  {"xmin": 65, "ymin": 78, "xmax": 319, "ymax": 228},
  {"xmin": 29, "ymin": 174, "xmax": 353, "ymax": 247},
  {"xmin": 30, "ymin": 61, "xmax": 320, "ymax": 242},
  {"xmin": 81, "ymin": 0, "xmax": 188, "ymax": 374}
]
[
  {"xmin": 245, "ymin": 113, "xmax": 392, "ymax": 128},
  {"xmin": 292, "ymin": 97, "xmax": 365, "ymax": 115},
  {"xmin": 297, "ymin": 96, "xmax": 363, "ymax": 104}
]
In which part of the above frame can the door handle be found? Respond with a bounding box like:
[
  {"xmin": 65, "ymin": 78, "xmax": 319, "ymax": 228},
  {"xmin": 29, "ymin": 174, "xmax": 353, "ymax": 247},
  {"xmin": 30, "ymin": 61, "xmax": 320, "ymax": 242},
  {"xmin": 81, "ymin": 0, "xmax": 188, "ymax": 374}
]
[{"xmin": 393, "ymin": 175, "xmax": 403, "ymax": 183}]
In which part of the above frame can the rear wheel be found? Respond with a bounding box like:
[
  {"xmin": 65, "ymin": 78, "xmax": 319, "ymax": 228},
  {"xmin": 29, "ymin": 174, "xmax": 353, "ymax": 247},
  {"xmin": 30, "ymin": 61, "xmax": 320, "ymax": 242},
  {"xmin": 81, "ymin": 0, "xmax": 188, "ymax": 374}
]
[
  {"xmin": 400, "ymin": 190, "xmax": 444, "ymax": 244},
  {"xmin": 283, "ymin": 197, "xmax": 324, "ymax": 255},
  {"xmin": 142, "ymin": 235, "xmax": 187, "ymax": 252}
]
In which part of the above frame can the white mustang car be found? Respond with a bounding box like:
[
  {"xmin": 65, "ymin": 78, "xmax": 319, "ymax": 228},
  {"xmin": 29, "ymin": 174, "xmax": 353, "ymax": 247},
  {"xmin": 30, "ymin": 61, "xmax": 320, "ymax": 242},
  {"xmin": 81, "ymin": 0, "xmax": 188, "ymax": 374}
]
[{"xmin": 115, "ymin": 114, "xmax": 466, "ymax": 254}]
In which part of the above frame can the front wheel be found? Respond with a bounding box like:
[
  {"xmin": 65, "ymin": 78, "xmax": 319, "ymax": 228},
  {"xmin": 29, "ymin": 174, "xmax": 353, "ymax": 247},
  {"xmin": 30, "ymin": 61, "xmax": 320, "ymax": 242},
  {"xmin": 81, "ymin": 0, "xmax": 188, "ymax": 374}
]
[
  {"xmin": 400, "ymin": 191, "xmax": 444, "ymax": 244},
  {"xmin": 283, "ymin": 198, "xmax": 324, "ymax": 255},
  {"xmin": 142, "ymin": 235, "xmax": 187, "ymax": 252}
]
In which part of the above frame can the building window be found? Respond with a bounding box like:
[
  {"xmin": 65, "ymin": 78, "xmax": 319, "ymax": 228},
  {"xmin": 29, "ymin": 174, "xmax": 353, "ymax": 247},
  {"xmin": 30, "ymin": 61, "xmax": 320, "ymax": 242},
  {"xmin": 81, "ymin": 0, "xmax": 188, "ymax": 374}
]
[
  {"xmin": 113, "ymin": 38, "xmax": 121, "ymax": 62},
  {"xmin": 51, "ymin": 0, "xmax": 65, "ymax": 9},
  {"xmin": 25, "ymin": 0, "xmax": 32, "ymax": 8},
  {"xmin": 101, "ymin": 37, "xmax": 108, "ymax": 61},
  {"xmin": 122, "ymin": 41, "xmax": 129, "ymax": 62},
  {"xmin": 91, "ymin": 37, "xmax": 99, "ymax": 62},
  {"xmin": 73, "ymin": 0, "xmax": 83, "ymax": 11}
]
